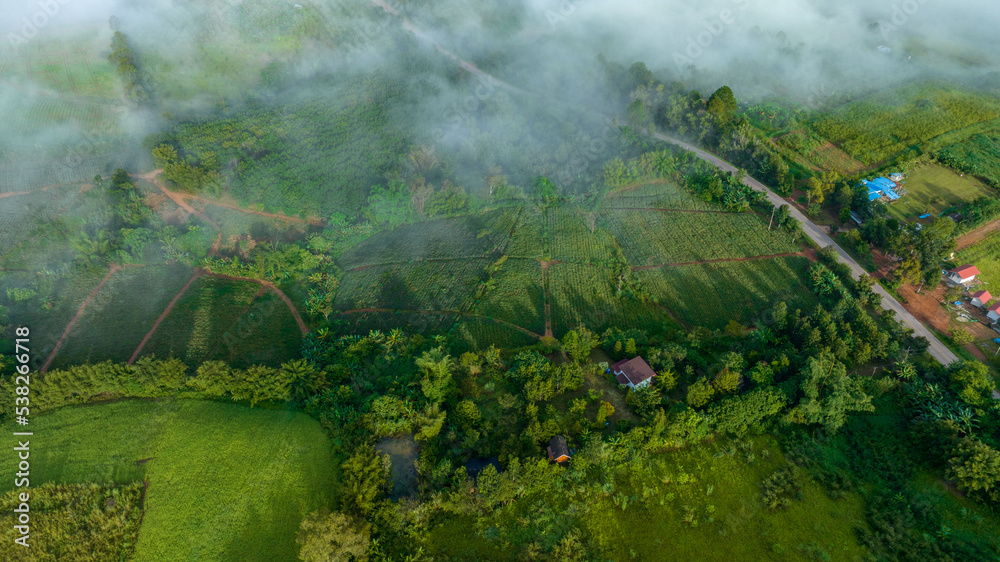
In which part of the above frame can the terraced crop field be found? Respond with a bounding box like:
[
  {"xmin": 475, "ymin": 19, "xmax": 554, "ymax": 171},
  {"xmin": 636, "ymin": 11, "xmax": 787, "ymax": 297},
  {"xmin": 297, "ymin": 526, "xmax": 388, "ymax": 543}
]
[
  {"xmin": 334, "ymin": 259, "xmax": 490, "ymax": 313},
  {"xmin": 471, "ymin": 258, "xmax": 545, "ymax": 335}
]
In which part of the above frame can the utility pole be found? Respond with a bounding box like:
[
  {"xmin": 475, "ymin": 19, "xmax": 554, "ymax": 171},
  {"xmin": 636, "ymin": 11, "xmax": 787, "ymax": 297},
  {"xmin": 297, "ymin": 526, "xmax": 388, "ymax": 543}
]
[{"xmin": 768, "ymin": 207, "xmax": 776, "ymax": 231}]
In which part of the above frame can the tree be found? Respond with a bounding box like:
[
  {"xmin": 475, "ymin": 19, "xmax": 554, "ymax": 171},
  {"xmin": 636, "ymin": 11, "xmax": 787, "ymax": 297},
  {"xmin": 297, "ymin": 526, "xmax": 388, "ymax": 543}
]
[
  {"xmin": 687, "ymin": 378, "xmax": 716, "ymax": 408},
  {"xmin": 789, "ymin": 353, "xmax": 873, "ymax": 433},
  {"xmin": 561, "ymin": 327, "xmax": 600, "ymax": 364},
  {"xmin": 340, "ymin": 446, "xmax": 390, "ymax": 517},
  {"xmin": 950, "ymin": 327, "xmax": 975, "ymax": 346},
  {"xmin": 596, "ymin": 401, "xmax": 615, "ymax": 425},
  {"xmin": 950, "ymin": 361, "xmax": 994, "ymax": 406},
  {"xmin": 947, "ymin": 438, "xmax": 1000, "ymax": 503},
  {"xmin": 706, "ymin": 86, "xmax": 737, "ymax": 124},
  {"xmin": 416, "ymin": 348, "xmax": 454, "ymax": 404},
  {"xmin": 281, "ymin": 359, "xmax": 325, "ymax": 402},
  {"xmin": 297, "ymin": 510, "xmax": 370, "ymax": 562},
  {"xmin": 713, "ymin": 368, "xmax": 742, "ymax": 394}
]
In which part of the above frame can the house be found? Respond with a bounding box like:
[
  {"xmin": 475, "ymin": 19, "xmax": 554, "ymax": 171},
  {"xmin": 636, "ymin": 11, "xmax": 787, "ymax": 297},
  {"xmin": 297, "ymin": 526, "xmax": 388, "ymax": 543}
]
[
  {"xmin": 862, "ymin": 177, "xmax": 902, "ymax": 202},
  {"xmin": 889, "ymin": 173, "xmax": 905, "ymax": 183},
  {"xmin": 610, "ymin": 356, "xmax": 657, "ymax": 389},
  {"xmin": 547, "ymin": 436, "xmax": 571, "ymax": 463},
  {"xmin": 947, "ymin": 265, "xmax": 980, "ymax": 286},
  {"xmin": 850, "ymin": 211, "xmax": 864, "ymax": 226},
  {"xmin": 987, "ymin": 303, "xmax": 1000, "ymax": 324},
  {"xmin": 971, "ymin": 290, "xmax": 992, "ymax": 308}
]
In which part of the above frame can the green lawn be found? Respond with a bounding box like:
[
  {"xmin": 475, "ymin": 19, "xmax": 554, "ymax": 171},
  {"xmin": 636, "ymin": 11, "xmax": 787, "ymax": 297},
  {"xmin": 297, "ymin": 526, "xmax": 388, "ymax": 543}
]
[
  {"xmin": 886, "ymin": 163, "xmax": 993, "ymax": 222},
  {"xmin": 955, "ymin": 230, "xmax": 1000, "ymax": 288},
  {"xmin": 0, "ymin": 400, "xmax": 336, "ymax": 561}
]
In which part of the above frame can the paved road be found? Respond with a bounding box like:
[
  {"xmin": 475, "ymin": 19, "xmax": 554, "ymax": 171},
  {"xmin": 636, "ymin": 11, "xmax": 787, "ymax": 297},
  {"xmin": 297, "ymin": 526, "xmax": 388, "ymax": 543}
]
[
  {"xmin": 655, "ymin": 134, "xmax": 959, "ymax": 366},
  {"xmin": 368, "ymin": 0, "xmax": 958, "ymax": 366}
]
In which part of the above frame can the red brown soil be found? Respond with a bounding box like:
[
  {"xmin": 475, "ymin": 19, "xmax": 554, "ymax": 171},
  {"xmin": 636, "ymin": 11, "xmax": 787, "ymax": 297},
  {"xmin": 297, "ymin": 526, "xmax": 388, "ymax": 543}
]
[
  {"xmin": 42, "ymin": 264, "xmax": 121, "ymax": 372},
  {"xmin": 956, "ymin": 219, "xmax": 1000, "ymax": 250},
  {"xmin": 895, "ymin": 283, "xmax": 992, "ymax": 361},
  {"xmin": 871, "ymin": 248, "xmax": 896, "ymax": 279}
]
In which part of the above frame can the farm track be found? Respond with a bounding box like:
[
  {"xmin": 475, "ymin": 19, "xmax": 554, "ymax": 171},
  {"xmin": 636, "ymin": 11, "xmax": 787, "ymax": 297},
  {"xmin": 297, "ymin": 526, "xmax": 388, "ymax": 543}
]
[
  {"xmin": 609, "ymin": 207, "xmax": 736, "ymax": 215},
  {"xmin": 338, "ymin": 307, "xmax": 542, "ymax": 339},
  {"xmin": 369, "ymin": 2, "xmax": 958, "ymax": 365},
  {"xmin": 41, "ymin": 264, "xmax": 121, "ymax": 372},
  {"xmin": 956, "ymin": 220, "xmax": 1000, "ymax": 250},
  {"xmin": 201, "ymin": 272, "xmax": 309, "ymax": 336},
  {"xmin": 631, "ymin": 251, "xmax": 807, "ymax": 271}
]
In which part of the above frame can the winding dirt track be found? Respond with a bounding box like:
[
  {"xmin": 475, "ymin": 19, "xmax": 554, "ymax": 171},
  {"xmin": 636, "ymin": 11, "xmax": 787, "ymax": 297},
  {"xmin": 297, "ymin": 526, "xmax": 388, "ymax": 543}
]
[
  {"xmin": 127, "ymin": 270, "xmax": 204, "ymax": 365},
  {"xmin": 41, "ymin": 264, "xmax": 121, "ymax": 372}
]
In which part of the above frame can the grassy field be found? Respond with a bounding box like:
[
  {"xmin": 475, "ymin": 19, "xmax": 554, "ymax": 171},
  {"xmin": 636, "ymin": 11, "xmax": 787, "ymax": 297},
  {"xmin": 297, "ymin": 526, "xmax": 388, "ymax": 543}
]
[
  {"xmin": 335, "ymin": 259, "xmax": 491, "ymax": 313},
  {"xmin": 938, "ymin": 132, "xmax": 1000, "ymax": 189},
  {"xmin": 426, "ymin": 436, "xmax": 869, "ymax": 560},
  {"xmin": 636, "ymin": 257, "xmax": 817, "ymax": 329},
  {"xmin": 472, "ymin": 258, "xmax": 545, "ymax": 335},
  {"xmin": 0, "ymin": 399, "xmax": 336, "ymax": 561},
  {"xmin": 886, "ymin": 163, "xmax": 993, "ymax": 221},
  {"xmin": 955, "ymin": 231, "xmax": 1000, "ymax": 287}
]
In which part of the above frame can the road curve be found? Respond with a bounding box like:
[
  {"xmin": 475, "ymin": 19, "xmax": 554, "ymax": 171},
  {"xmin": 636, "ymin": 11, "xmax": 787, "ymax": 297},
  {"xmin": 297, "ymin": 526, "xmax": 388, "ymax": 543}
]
[
  {"xmin": 368, "ymin": 0, "xmax": 958, "ymax": 366},
  {"xmin": 654, "ymin": 134, "xmax": 959, "ymax": 366}
]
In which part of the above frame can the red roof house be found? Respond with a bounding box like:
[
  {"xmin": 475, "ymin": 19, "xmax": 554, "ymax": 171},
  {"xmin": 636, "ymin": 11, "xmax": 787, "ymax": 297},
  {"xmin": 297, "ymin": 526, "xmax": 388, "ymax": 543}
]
[
  {"xmin": 971, "ymin": 290, "xmax": 992, "ymax": 308},
  {"xmin": 611, "ymin": 356, "xmax": 657, "ymax": 389},
  {"xmin": 948, "ymin": 265, "xmax": 980, "ymax": 285},
  {"xmin": 988, "ymin": 303, "xmax": 1000, "ymax": 323}
]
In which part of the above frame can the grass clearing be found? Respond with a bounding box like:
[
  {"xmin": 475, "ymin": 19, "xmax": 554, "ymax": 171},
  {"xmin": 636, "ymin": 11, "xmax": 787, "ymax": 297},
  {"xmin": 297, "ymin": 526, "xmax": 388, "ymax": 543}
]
[
  {"xmin": 955, "ymin": 230, "xmax": 1000, "ymax": 288},
  {"xmin": 0, "ymin": 399, "xmax": 335, "ymax": 562},
  {"xmin": 886, "ymin": 163, "xmax": 993, "ymax": 221}
]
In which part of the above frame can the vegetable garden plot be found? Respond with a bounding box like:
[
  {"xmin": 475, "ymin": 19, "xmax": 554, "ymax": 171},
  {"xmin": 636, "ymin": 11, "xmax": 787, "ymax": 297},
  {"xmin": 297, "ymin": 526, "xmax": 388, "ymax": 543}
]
[
  {"xmin": 203, "ymin": 291, "xmax": 303, "ymax": 369},
  {"xmin": 53, "ymin": 264, "xmax": 196, "ymax": 368},
  {"xmin": 338, "ymin": 209, "xmax": 518, "ymax": 270},
  {"xmin": 602, "ymin": 209, "xmax": 799, "ymax": 267},
  {"xmin": 635, "ymin": 257, "xmax": 816, "ymax": 329},
  {"xmin": 547, "ymin": 207, "xmax": 616, "ymax": 262},
  {"xmin": 449, "ymin": 318, "xmax": 536, "ymax": 353},
  {"xmin": 334, "ymin": 259, "xmax": 491, "ymax": 314},
  {"xmin": 506, "ymin": 206, "xmax": 546, "ymax": 259},
  {"xmin": 1, "ymin": 268, "xmax": 110, "ymax": 363},
  {"xmin": 548, "ymin": 263, "xmax": 677, "ymax": 337},
  {"xmin": 472, "ymin": 258, "xmax": 545, "ymax": 335},
  {"xmin": 603, "ymin": 181, "xmax": 714, "ymax": 211},
  {"xmin": 138, "ymin": 276, "xmax": 262, "ymax": 367}
]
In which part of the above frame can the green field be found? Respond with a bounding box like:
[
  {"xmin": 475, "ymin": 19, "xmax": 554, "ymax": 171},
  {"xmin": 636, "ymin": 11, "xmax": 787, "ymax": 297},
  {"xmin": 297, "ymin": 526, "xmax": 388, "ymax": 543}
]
[
  {"xmin": 472, "ymin": 258, "xmax": 545, "ymax": 335},
  {"xmin": 938, "ymin": 132, "xmax": 1000, "ymax": 189},
  {"xmin": 0, "ymin": 400, "xmax": 335, "ymax": 561},
  {"xmin": 427, "ymin": 436, "xmax": 869, "ymax": 560},
  {"xmin": 138, "ymin": 275, "xmax": 263, "ymax": 366},
  {"xmin": 53, "ymin": 264, "xmax": 196, "ymax": 368},
  {"xmin": 812, "ymin": 82, "xmax": 1000, "ymax": 164},
  {"xmin": 955, "ymin": 231, "xmax": 1000, "ymax": 288},
  {"xmin": 886, "ymin": 163, "xmax": 994, "ymax": 221},
  {"xmin": 636, "ymin": 257, "xmax": 817, "ymax": 329},
  {"xmin": 335, "ymin": 259, "xmax": 491, "ymax": 313},
  {"xmin": 203, "ymin": 290, "xmax": 305, "ymax": 368}
]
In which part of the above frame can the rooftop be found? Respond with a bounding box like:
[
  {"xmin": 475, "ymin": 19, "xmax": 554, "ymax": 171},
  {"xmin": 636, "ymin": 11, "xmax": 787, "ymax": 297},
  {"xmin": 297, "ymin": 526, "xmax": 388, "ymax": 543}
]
[
  {"xmin": 951, "ymin": 265, "xmax": 980, "ymax": 278},
  {"xmin": 611, "ymin": 356, "xmax": 657, "ymax": 386}
]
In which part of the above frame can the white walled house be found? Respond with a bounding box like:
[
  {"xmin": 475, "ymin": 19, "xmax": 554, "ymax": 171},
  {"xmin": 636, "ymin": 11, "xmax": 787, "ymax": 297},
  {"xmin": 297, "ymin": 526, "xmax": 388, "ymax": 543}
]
[
  {"xmin": 988, "ymin": 303, "xmax": 1000, "ymax": 324},
  {"xmin": 971, "ymin": 290, "xmax": 992, "ymax": 308},
  {"xmin": 610, "ymin": 356, "xmax": 657, "ymax": 389},
  {"xmin": 948, "ymin": 265, "xmax": 980, "ymax": 286}
]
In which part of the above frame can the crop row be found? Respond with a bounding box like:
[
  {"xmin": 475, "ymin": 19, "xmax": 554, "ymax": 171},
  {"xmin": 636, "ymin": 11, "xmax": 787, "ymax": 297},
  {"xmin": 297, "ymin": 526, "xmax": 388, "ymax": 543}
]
[
  {"xmin": 334, "ymin": 259, "xmax": 490, "ymax": 314},
  {"xmin": 548, "ymin": 263, "xmax": 676, "ymax": 337},
  {"xmin": 635, "ymin": 257, "xmax": 816, "ymax": 329},
  {"xmin": 601, "ymin": 209, "xmax": 799, "ymax": 267},
  {"xmin": 603, "ymin": 181, "xmax": 715, "ymax": 211},
  {"xmin": 449, "ymin": 318, "xmax": 537, "ymax": 354},
  {"xmin": 471, "ymin": 258, "xmax": 545, "ymax": 335},
  {"xmin": 547, "ymin": 207, "xmax": 617, "ymax": 262}
]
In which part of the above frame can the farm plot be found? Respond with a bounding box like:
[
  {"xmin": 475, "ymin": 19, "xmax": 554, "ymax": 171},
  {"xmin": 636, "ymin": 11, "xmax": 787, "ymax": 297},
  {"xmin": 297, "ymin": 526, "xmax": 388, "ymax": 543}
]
[
  {"xmin": 337, "ymin": 310, "xmax": 459, "ymax": 337},
  {"xmin": 334, "ymin": 259, "xmax": 490, "ymax": 313},
  {"xmin": 506, "ymin": 206, "xmax": 546, "ymax": 259},
  {"xmin": 472, "ymin": 258, "xmax": 545, "ymax": 334},
  {"xmin": 635, "ymin": 257, "xmax": 816, "ymax": 329},
  {"xmin": 0, "ymin": 399, "xmax": 336, "ymax": 562},
  {"xmin": 938, "ymin": 132, "xmax": 1000, "ymax": 189},
  {"xmin": 885, "ymin": 163, "xmax": 993, "ymax": 221},
  {"xmin": 602, "ymin": 209, "xmax": 800, "ymax": 267},
  {"xmin": 811, "ymin": 83, "xmax": 1000, "ymax": 164},
  {"xmin": 138, "ymin": 276, "xmax": 262, "ymax": 366},
  {"xmin": 53, "ymin": 264, "xmax": 196, "ymax": 368},
  {"xmin": 955, "ymin": 231, "xmax": 1000, "ymax": 288},
  {"xmin": 203, "ymin": 290, "xmax": 304, "ymax": 369},
  {"xmin": 0, "ymin": 183, "xmax": 97, "ymax": 251},
  {"xmin": 603, "ymin": 180, "xmax": 715, "ymax": 211},
  {"xmin": 192, "ymin": 200, "xmax": 311, "ymax": 242},
  {"xmin": 808, "ymin": 142, "xmax": 866, "ymax": 175},
  {"xmin": 449, "ymin": 317, "xmax": 537, "ymax": 353},
  {"xmin": 338, "ymin": 209, "xmax": 518, "ymax": 270},
  {"xmin": 1, "ymin": 268, "xmax": 112, "ymax": 365},
  {"xmin": 547, "ymin": 207, "xmax": 617, "ymax": 262},
  {"xmin": 548, "ymin": 263, "xmax": 678, "ymax": 337}
]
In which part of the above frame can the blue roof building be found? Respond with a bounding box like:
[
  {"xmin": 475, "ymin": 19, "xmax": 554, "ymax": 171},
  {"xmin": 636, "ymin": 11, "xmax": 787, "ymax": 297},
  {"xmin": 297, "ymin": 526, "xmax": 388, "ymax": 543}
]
[{"xmin": 862, "ymin": 177, "xmax": 902, "ymax": 201}]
